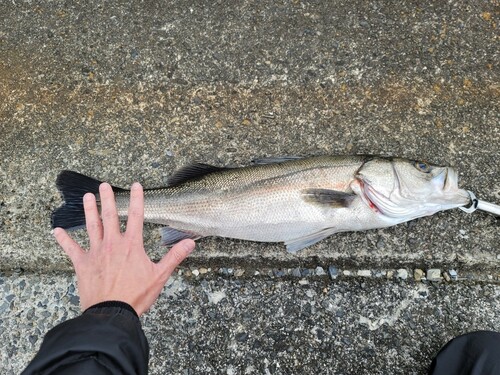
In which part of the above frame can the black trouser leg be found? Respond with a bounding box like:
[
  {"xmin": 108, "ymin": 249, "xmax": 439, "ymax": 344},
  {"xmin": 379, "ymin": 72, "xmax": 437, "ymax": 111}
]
[{"xmin": 429, "ymin": 331, "xmax": 500, "ymax": 375}]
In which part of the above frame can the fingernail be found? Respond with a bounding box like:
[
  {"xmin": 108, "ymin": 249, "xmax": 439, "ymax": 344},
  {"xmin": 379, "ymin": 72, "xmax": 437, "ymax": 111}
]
[
  {"xmin": 52, "ymin": 227, "xmax": 61, "ymax": 236},
  {"xmin": 99, "ymin": 182, "xmax": 111, "ymax": 191},
  {"xmin": 83, "ymin": 192, "xmax": 94, "ymax": 202},
  {"xmin": 131, "ymin": 182, "xmax": 142, "ymax": 190},
  {"xmin": 184, "ymin": 239, "xmax": 196, "ymax": 254}
]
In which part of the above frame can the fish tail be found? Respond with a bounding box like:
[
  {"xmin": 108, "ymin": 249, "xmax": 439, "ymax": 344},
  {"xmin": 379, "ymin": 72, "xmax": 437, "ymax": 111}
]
[{"xmin": 51, "ymin": 170, "xmax": 122, "ymax": 230}]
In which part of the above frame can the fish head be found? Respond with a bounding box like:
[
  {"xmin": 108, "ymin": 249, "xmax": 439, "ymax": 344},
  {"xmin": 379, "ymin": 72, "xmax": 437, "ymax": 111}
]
[{"xmin": 356, "ymin": 157, "xmax": 470, "ymax": 219}]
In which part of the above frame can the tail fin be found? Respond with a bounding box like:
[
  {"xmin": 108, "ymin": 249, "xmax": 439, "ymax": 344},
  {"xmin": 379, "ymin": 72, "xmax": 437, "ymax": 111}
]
[{"xmin": 51, "ymin": 171, "xmax": 104, "ymax": 230}]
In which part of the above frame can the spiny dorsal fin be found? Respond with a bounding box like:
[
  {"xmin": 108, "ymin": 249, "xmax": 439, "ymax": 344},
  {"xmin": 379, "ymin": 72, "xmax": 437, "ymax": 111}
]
[
  {"xmin": 167, "ymin": 163, "xmax": 226, "ymax": 187},
  {"xmin": 301, "ymin": 188, "xmax": 356, "ymax": 208}
]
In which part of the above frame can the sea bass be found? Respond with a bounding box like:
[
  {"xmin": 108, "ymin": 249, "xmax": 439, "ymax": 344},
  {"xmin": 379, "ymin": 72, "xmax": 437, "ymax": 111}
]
[{"xmin": 52, "ymin": 156, "xmax": 470, "ymax": 252}]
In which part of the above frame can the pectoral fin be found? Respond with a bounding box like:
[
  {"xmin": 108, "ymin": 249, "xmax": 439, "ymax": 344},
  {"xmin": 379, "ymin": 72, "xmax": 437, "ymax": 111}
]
[
  {"xmin": 285, "ymin": 228, "xmax": 339, "ymax": 253},
  {"xmin": 159, "ymin": 227, "xmax": 201, "ymax": 246},
  {"xmin": 301, "ymin": 189, "xmax": 355, "ymax": 208}
]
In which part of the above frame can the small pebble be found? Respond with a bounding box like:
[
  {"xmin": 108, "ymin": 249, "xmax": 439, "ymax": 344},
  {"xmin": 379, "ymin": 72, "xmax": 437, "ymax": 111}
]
[
  {"xmin": 376, "ymin": 236, "xmax": 385, "ymax": 249},
  {"xmin": 328, "ymin": 266, "xmax": 338, "ymax": 280},
  {"xmin": 443, "ymin": 272, "xmax": 451, "ymax": 282},
  {"xmin": 375, "ymin": 270, "xmax": 386, "ymax": 278},
  {"xmin": 234, "ymin": 269, "xmax": 245, "ymax": 277},
  {"xmin": 0, "ymin": 301, "xmax": 9, "ymax": 314},
  {"xmin": 199, "ymin": 268, "xmax": 208, "ymax": 275},
  {"xmin": 357, "ymin": 270, "xmax": 371, "ymax": 277},
  {"xmin": 396, "ymin": 269, "xmax": 408, "ymax": 280},
  {"xmin": 414, "ymin": 269, "xmax": 425, "ymax": 282},
  {"xmin": 305, "ymin": 290, "xmax": 315, "ymax": 298},
  {"xmin": 292, "ymin": 268, "xmax": 302, "ymax": 277},
  {"xmin": 236, "ymin": 332, "xmax": 249, "ymax": 342},
  {"xmin": 343, "ymin": 270, "xmax": 351, "ymax": 276},
  {"xmin": 273, "ymin": 269, "xmax": 285, "ymax": 277},
  {"xmin": 130, "ymin": 49, "xmax": 139, "ymax": 59},
  {"xmin": 449, "ymin": 269, "xmax": 458, "ymax": 280},
  {"xmin": 315, "ymin": 266, "xmax": 326, "ymax": 276},
  {"xmin": 386, "ymin": 270, "xmax": 394, "ymax": 279},
  {"xmin": 298, "ymin": 279, "xmax": 309, "ymax": 285},
  {"xmin": 69, "ymin": 295, "xmax": 79, "ymax": 306},
  {"xmin": 192, "ymin": 269, "xmax": 200, "ymax": 277},
  {"xmin": 427, "ymin": 269, "xmax": 442, "ymax": 282}
]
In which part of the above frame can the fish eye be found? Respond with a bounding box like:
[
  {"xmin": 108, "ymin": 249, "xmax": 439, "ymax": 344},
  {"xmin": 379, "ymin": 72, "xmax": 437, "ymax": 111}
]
[{"xmin": 413, "ymin": 161, "xmax": 432, "ymax": 173}]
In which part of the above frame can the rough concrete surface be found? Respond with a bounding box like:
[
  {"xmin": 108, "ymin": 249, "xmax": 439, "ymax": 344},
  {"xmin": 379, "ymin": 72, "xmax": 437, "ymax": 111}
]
[
  {"xmin": 0, "ymin": 0, "xmax": 498, "ymax": 374},
  {"xmin": 2, "ymin": 271, "xmax": 499, "ymax": 375}
]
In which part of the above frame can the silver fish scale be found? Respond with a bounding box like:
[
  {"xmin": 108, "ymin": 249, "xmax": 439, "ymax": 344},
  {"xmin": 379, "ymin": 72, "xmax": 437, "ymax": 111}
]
[{"xmin": 114, "ymin": 156, "xmax": 367, "ymax": 242}]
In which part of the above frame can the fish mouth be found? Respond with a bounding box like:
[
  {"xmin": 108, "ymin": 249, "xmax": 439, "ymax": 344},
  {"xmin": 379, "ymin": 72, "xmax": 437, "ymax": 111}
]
[
  {"xmin": 439, "ymin": 168, "xmax": 471, "ymax": 205},
  {"xmin": 442, "ymin": 168, "xmax": 457, "ymax": 191}
]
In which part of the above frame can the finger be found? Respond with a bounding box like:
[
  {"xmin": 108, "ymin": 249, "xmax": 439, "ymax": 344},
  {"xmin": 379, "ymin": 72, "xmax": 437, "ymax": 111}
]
[
  {"xmin": 99, "ymin": 183, "xmax": 120, "ymax": 236},
  {"xmin": 53, "ymin": 227, "xmax": 84, "ymax": 266},
  {"xmin": 83, "ymin": 192, "xmax": 103, "ymax": 248},
  {"xmin": 158, "ymin": 239, "xmax": 195, "ymax": 279},
  {"xmin": 125, "ymin": 182, "xmax": 144, "ymax": 240}
]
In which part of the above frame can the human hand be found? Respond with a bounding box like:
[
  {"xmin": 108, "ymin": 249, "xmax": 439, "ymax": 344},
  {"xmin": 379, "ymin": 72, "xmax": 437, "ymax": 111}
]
[{"xmin": 53, "ymin": 182, "xmax": 195, "ymax": 316}]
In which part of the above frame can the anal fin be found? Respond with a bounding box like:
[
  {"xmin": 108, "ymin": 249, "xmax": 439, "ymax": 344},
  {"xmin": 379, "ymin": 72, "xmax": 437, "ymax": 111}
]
[
  {"xmin": 284, "ymin": 228, "xmax": 339, "ymax": 253},
  {"xmin": 159, "ymin": 227, "xmax": 200, "ymax": 246}
]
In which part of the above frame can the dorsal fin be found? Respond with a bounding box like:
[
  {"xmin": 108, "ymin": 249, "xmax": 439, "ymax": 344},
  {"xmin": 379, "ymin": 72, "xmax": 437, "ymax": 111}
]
[
  {"xmin": 167, "ymin": 163, "xmax": 226, "ymax": 187},
  {"xmin": 252, "ymin": 156, "xmax": 302, "ymax": 165}
]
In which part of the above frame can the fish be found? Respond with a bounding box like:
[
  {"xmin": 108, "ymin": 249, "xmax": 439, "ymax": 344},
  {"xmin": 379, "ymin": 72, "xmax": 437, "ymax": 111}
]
[{"xmin": 51, "ymin": 155, "xmax": 471, "ymax": 253}]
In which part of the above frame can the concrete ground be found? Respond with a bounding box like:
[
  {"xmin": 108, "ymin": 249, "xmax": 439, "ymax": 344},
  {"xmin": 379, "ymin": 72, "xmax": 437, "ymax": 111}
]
[{"xmin": 0, "ymin": 0, "xmax": 498, "ymax": 373}]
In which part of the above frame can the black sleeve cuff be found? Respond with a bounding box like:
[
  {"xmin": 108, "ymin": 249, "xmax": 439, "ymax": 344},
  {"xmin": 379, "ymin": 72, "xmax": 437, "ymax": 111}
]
[
  {"xmin": 22, "ymin": 300, "xmax": 149, "ymax": 374},
  {"xmin": 84, "ymin": 301, "xmax": 138, "ymax": 318}
]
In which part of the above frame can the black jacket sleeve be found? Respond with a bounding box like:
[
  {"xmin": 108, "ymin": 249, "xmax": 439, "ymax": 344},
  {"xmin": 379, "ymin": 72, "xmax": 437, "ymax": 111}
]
[{"xmin": 22, "ymin": 301, "xmax": 149, "ymax": 375}]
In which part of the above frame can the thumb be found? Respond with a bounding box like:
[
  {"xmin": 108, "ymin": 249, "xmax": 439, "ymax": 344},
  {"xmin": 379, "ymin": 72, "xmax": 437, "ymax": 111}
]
[{"xmin": 158, "ymin": 239, "xmax": 195, "ymax": 278}]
